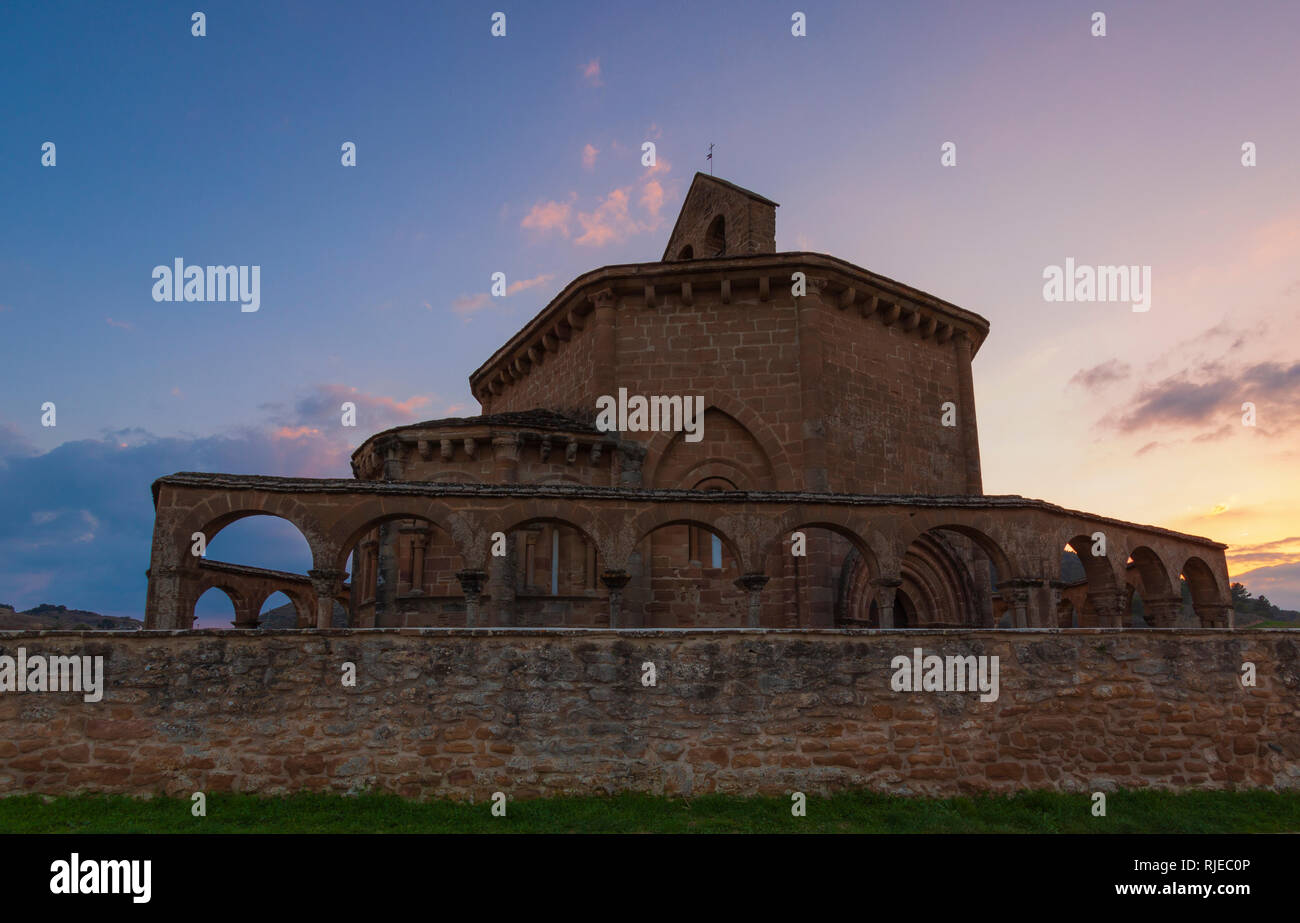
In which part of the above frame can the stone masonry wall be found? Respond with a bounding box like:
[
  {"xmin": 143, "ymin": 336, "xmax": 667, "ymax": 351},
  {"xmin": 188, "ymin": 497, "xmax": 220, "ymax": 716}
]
[{"xmin": 0, "ymin": 629, "xmax": 1295, "ymax": 799}]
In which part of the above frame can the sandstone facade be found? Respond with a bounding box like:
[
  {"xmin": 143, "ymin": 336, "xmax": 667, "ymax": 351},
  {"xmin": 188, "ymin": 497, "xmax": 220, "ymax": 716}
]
[{"xmin": 142, "ymin": 173, "xmax": 1232, "ymax": 632}]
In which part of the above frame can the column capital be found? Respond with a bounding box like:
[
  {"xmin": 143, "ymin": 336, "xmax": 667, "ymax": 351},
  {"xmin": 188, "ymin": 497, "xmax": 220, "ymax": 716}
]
[
  {"xmin": 600, "ymin": 569, "xmax": 631, "ymax": 591},
  {"xmin": 734, "ymin": 573, "xmax": 770, "ymax": 593},
  {"xmin": 456, "ymin": 569, "xmax": 488, "ymax": 596},
  {"xmin": 307, "ymin": 568, "xmax": 347, "ymax": 592}
]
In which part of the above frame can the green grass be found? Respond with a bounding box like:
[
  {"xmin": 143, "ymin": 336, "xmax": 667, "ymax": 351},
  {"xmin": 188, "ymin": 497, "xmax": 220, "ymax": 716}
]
[{"xmin": 1, "ymin": 789, "xmax": 1298, "ymax": 833}]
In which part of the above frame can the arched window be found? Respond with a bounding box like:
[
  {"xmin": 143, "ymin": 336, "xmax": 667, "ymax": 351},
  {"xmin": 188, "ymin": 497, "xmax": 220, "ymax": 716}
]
[
  {"xmin": 705, "ymin": 215, "xmax": 725, "ymax": 256},
  {"xmin": 677, "ymin": 244, "xmax": 694, "ymax": 260}
]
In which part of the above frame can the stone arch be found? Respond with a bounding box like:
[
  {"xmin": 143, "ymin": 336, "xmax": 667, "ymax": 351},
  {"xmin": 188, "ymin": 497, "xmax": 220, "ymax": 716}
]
[
  {"xmin": 1061, "ymin": 532, "xmax": 1122, "ymax": 594},
  {"xmin": 900, "ymin": 517, "xmax": 1017, "ymax": 585},
  {"xmin": 176, "ymin": 495, "xmax": 325, "ymax": 569},
  {"xmin": 1127, "ymin": 545, "xmax": 1176, "ymax": 598},
  {"xmin": 897, "ymin": 519, "xmax": 1012, "ymax": 627},
  {"xmin": 626, "ymin": 507, "xmax": 747, "ymax": 573},
  {"xmin": 901, "ymin": 531, "xmax": 973, "ymax": 626},
  {"xmin": 330, "ymin": 499, "xmax": 477, "ymax": 572},
  {"xmin": 677, "ymin": 244, "xmax": 694, "ymax": 260},
  {"xmin": 255, "ymin": 587, "xmax": 311, "ymax": 627},
  {"xmin": 1182, "ymin": 555, "xmax": 1228, "ymax": 626},
  {"xmin": 762, "ymin": 511, "xmax": 880, "ymax": 578},
  {"xmin": 498, "ymin": 504, "xmax": 609, "ymax": 563},
  {"xmin": 192, "ymin": 584, "xmax": 242, "ymax": 629},
  {"xmin": 335, "ymin": 507, "xmax": 472, "ymax": 628},
  {"xmin": 642, "ymin": 394, "xmax": 796, "ymax": 489},
  {"xmin": 625, "ymin": 512, "xmax": 748, "ymax": 628},
  {"xmin": 491, "ymin": 512, "xmax": 610, "ymax": 627}
]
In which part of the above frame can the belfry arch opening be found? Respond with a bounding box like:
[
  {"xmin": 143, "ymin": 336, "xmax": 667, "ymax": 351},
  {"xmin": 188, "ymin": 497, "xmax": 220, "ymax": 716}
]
[{"xmin": 704, "ymin": 214, "xmax": 725, "ymax": 255}]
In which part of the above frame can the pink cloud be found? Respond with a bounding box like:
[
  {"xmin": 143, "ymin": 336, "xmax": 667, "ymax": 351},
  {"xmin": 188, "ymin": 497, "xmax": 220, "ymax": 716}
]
[
  {"xmin": 272, "ymin": 426, "xmax": 322, "ymax": 441},
  {"xmin": 576, "ymin": 187, "xmax": 636, "ymax": 247},
  {"xmin": 640, "ymin": 180, "xmax": 664, "ymax": 217},
  {"xmin": 521, "ymin": 197, "xmax": 574, "ymax": 237},
  {"xmin": 106, "ymin": 317, "xmax": 132, "ymax": 330},
  {"xmin": 583, "ymin": 58, "xmax": 603, "ymax": 86},
  {"xmin": 506, "ymin": 273, "xmax": 554, "ymax": 296},
  {"xmin": 451, "ymin": 293, "xmax": 491, "ymax": 316},
  {"xmin": 582, "ymin": 143, "xmax": 600, "ymax": 170}
]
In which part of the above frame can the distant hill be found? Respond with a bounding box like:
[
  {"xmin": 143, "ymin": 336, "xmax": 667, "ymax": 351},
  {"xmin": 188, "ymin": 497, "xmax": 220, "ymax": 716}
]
[{"xmin": 0, "ymin": 603, "xmax": 143, "ymax": 631}]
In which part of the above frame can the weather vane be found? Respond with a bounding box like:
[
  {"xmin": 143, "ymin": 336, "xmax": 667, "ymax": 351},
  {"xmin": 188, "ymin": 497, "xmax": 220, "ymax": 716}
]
[{"xmin": 707, "ymin": 142, "xmax": 714, "ymax": 175}]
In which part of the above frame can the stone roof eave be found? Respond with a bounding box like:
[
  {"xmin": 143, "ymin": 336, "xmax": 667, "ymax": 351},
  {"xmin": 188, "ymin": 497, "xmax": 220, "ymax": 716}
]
[{"xmin": 468, "ymin": 251, "xmax": 993, "ymax": 397}]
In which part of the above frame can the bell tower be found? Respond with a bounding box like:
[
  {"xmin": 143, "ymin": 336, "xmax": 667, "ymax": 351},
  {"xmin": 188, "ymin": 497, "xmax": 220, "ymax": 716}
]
[{"xmin": 661, "ymin": 173, "xmax": 778, "ymax": 261}]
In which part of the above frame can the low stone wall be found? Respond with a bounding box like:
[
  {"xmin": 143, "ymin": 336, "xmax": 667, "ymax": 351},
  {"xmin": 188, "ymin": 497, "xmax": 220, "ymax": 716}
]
[{"xmin": 0, "ymin": 629, "xmax": 1296, "ymax": 799}]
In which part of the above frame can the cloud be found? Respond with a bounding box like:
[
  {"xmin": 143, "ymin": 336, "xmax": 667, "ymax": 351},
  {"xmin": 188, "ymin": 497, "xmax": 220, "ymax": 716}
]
[
  {"xmin": 270, "ymin": 383, "xmax": 433, "ymax": 434},
  {"xmin": 640, "ymin": 180, "xmax": 664, "ymax": 217},
  {"xmin": 576, "ymin": 187, "xmax": 636, "ymax": 247},
  {"xmin": 105, "ymin": 317, "xmax": 132, "ymax": 330},
  {"xmin": 1111, "ymin": 359, "xmax": 1300, "ymax": 435},
  {"xmin": 645, "ymin": 155, "xmax": 671, "ymax": 178},
  {"xmin": 521, "ymin": 159, "xmax": 673, "ymax": 248},
  {"xmin": 1226, "ymin": 535, "xmax": 1300, "ymax": 570},
  {"xmin": 582, "ymin": 58, "xmax": 602, "ymax": 86},
  {"xmin": 582, "ymin": 143, "xmax": 599, "ymax": 170},
  {"xmin": 1069, "ymin": 359, "xmax": 1130, "ymax": 390},
  {"xmin": 451, "ymin": 292, "xmax": 491, "ymax": 316},
  {"xmin": 520, "ymin": 196, "xmax": 574, "ymax": 237},
  {"xmin": 506, "ymin": 273, "xmax": 554, "ymax": 296},
  {"xmin": 575, "ymin": 181, "xmax": 670, "ymax": 247},
  {"xmin": 449, "ymin": 274, "xmax": 555, "ymax": 320}
]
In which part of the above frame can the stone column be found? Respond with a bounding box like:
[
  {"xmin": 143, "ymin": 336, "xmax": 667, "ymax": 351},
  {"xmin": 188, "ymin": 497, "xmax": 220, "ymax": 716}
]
[
  {"xmin": 1086, "ymin": 587, "xmax": 1127, "ymax": 627},
  {"xmin": 308, "ymin": 568, "xmax": 346, "ymax": 629},
  {"xmin": 734, "ymin": 573, "xmax": 770, "ymax": 628},
  {"xmin": 1001, "ymin": 584, "xmax": 1030, "ymax": 628},
  {"xmin": 407, "ymin": 529, "xmax": 428, "ymax": 595},
  {"xmin": 360, "ymin": 539, "xmax": 379, "ymax": 602},
  {"xmin": 1194, "ymin": 602, "xmax": 1233, "ymax": 629},
  {"xmin": 1002, "ymin": 578, "xmax": 1052, "ymax": 627},
  {"xmin": 870, "ymin": 577, "xmax": 901, "ymax": 628},
  {"xmin": 1144, "ymin": 594, "xmax": 1183, "ymax": 628},
  {"xmin": 456, "ymin": 569, "xmax": 488, "ymax": 627},
  {"xmin": 232, "ymin": 599, "xmax": 260, "ymax": 630},
  {"xmin": 601, "ymin": 569, "xmax": 631, "ymax": 628},
  {"xmin": 145, "ymin": 565, "xmax": 182, "ymax": 629},
  {"xmin": 795, "ymin": 278, "xmax": 830, "ymax": 491},
  {"xmin": 953, "ymin": 331, "xmax": 984, "ymax": 495}
]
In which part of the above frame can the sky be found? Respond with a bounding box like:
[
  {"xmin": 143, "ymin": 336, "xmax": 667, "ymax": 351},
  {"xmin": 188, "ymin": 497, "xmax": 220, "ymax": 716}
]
[{"xmin": 1, "ymin": 0, "xmax": 1298, "ymax": 622}]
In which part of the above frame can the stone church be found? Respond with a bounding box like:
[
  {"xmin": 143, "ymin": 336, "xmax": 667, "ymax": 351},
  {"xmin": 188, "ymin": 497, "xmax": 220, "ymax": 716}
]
[{"xmin": 145, "ymin": 174, "xmax": 1233, "ymax": 631}]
